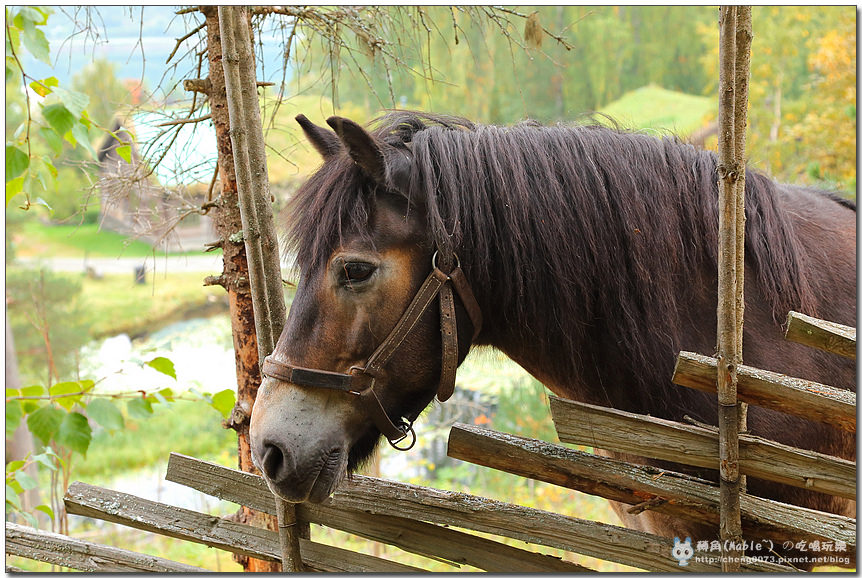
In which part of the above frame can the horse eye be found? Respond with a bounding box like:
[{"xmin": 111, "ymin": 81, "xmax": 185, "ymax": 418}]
[{"xmin": 342, "ymin": 262, "xmax": 376, "ymax": 284}]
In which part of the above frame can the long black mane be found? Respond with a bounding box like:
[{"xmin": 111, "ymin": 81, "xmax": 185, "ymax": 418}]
[{"xmin": 285, "ymin": 111, "xmax": 840, "ymax": 406}]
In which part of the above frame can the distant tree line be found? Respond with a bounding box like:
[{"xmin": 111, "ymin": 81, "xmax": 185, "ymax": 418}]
[{"xmin": 291, "ymin": 6, "xmax": 855, "ymax": 193}]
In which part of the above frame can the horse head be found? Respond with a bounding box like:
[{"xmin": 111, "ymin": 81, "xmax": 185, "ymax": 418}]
[{"xmin": 249, "ymin": 114, "xmax": 481, "ymax": 503}]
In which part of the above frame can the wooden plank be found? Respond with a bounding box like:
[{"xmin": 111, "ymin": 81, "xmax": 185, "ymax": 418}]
[
  {"xmin": 301, "ymin": 540, "xmax": 428, "ymax": 573},
  {"xmin": 550, "ymin": 396, "xmax": 856, "ymax": 500},
  {"xmin": 5, "ymin": 522, "xmax": 206, "ymax": 572},
  {"xmin": 63, "ymin": 482, "xmax": 422, "ymax": 573},
  {"xmin": 447, "ymin": 423, "xmax": 855, "ymax": 549},
  {"xmin": 331, "ymin": 478, "xmax": 792, "ymax": 572},
  {"xmin": 166, "ymin": 453, "xmax": 591, "ymax": 572},
  {"xmin": 165, "ymin": 454, "xmax": 791, "ymax": 572},
  {"xmin": 673, "ymin": 351, "xmax": 856, "ymax": 433},
  {"xmin": 785, "ymin": 311, "xmax": 856, "ymax": 359}
]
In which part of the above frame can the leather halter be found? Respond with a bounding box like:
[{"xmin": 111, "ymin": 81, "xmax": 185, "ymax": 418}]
[{"xmin": 262, "ymin": 251, "xmax": 483, "ymax": 450}]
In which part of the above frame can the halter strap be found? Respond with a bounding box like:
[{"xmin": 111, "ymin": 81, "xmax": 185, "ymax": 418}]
[{"xmin": 262, "ymin": 252, "xmax": 482, "ymax": 447}]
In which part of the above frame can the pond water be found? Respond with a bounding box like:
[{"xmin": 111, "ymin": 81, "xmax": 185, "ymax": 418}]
[{"xmin": 80, "ymin": 315, "xmax": 237, "ymax": 396}]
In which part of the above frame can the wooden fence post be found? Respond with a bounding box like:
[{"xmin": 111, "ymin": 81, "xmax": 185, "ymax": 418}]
[
  {"xmin": 217, "ymin": 6, "xmax": 306, "ymax": 571},
  {"xmin": 717, "ymin": 5, "xmax": 752, "ymax": 572}
]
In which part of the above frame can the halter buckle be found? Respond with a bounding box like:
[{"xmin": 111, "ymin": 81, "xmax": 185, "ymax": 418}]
[
  {"xmin": 348, "ymin": 365, "xmax": 373, "ymax": 395},
  {"xmin": 431, "ymin": 250, "xmax": 460, "ymax": 271}
]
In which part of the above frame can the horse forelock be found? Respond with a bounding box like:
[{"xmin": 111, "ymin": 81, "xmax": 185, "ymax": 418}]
[{"xmin": 284, "ymin": 110, "xmax": 821, "ymax": 406}]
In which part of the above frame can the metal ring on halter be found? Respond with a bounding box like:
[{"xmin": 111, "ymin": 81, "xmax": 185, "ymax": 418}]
[
  {"xmin": 388, "ymin": 422, "xmax": 417, "ymax": 451},
  {"xmin": 431, "ymin": 250, "xmax": 460, "ymax": 271}
]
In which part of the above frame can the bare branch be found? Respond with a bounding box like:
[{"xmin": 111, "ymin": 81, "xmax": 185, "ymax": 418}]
[
  {"xmin": 156, "ymin": 114, "xmax": 212, "ymax": 127},
  {"xmin": 166, "ymin": 21, "xmax": 206, "ymax": 64}
]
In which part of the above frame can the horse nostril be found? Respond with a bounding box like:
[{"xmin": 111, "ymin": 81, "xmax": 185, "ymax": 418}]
[{"xmin": 260, "ymin": 441, "xmax": 290, "ymax": 481}]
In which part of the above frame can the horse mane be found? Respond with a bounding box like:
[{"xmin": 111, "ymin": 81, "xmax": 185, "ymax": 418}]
[{"xmin": 284, "ymin": 111, "xmax": 824, "ymax": 402}]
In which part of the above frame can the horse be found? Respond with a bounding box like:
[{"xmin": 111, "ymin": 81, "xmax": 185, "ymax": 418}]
[{"xmin": 249, "ymin": 111, "xmax": 856, "ymax": 563}]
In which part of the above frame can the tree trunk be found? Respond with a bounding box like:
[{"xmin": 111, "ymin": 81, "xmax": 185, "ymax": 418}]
[
  {"xmin": 716, "ymin": 5, "xmax": 751, "ymax": 572},
  {"xmin": 200, "ymin": 6, "xmax": 280, "ymax": 572}
]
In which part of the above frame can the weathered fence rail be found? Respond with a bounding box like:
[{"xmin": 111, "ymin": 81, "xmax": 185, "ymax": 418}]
[
  {"xmin": 63, "ymin": 481, "xmax": 422, "ymax": 573},
  {"xmin": 673, "ymin": 351, "xmax": 856, "ymax": 432},
  {"xmin": 165, "ymin": 453, "xmax": 590, "ymax": 573},
  {"xmin": 447, "ymin": 423, "xmax": 856, "ymax": 550},
  {"xmin": 170, "ymin": 454, "xmax": 696, "ymax": 572},
  {"xmin": 550, "ymin": 396, "xmax": 856, "ymax": 500},
  {"xmin": 785, "ymin": 311, "xmax": 856, "ymax": 360},
  {"xmin": 162, "ymin": 453, "xmax": 792, "ymax": 573},
  {"xmin": 5, "ymin": 522, "xmax": 206, "ymax": 572}
]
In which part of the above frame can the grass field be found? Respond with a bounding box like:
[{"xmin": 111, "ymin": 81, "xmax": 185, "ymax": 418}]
[
  {"xmin": 78, "ymin": 270, "xmax": 229, "ymax": 338},
  {"xmin": 599, "ymin": 84, "xmax": 715, "ymax": 136},
  {"xmin": 9, "ymin": 220, "xmax": 169, "ymax": 259}
]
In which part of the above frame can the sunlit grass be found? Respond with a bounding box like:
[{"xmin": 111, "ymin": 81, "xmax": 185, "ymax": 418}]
[
  {"xmin": 73, "ymin": 400, "xmax": 236, "ymax": 480},
  {"xmin": 10, "ymin": 220, "xmax": 176, "ymax": 259},
  {"xmin": 78, "ymin": 271, "xmax": 227, "ymax": 338}
]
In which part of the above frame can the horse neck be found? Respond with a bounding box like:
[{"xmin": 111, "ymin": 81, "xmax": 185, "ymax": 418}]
[{"xmin": 465, "ymin": 250, "xmax": 718, "ymax": 419}]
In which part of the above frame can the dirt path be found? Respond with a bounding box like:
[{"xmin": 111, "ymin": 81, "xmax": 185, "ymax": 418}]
[{"xmin": 17, "ymin": 254, "xmax": 226, "ymax": 275}]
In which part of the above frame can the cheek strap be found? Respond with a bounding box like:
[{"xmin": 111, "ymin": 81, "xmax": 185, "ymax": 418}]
[{"xmin": 262, "ymin": 252, "xmax": 483, "ymax": 448}]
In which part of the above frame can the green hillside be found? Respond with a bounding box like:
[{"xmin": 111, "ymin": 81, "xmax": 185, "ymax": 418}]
[{"xmin": 599, "ymin": 84, "xmax": 715, "ymax": 136}]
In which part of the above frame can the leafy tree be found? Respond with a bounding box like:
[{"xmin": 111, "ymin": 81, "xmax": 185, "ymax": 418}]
[
  {"xmin": 71, "ymin": 59, "xmax": 135, "ymax": 130},
  {"xmin": 5, "ymin": 6, "xmax": 101, "ymax": 213},
  {"xmin": 787, "ymin": 13, "xmax": 856, "ymax": 190}
]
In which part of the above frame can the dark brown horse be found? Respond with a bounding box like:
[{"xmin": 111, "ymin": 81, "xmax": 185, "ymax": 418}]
[{"xmin": 250, "ymin": 112, "xmax": 855, "ymax": 554}]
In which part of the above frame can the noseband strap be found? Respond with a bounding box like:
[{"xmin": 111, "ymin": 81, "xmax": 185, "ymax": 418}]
[{"xmin": 262, "ymin": 252, "xmax": 482, "ymax": 447}]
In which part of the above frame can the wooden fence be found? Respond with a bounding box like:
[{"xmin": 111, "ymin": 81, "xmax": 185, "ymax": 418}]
[{"xmin": 6, "ymin": 310, "xmax": 855, "ymax": 572}]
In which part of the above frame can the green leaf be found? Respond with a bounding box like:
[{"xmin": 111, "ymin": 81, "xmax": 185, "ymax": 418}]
[
  {"xmin": 29, "ymin": 76, "xmax": 57, "ymax": 97},
  {"xmin": 49, "ymin": 381, "xmax": 85, "ymax": 411},
  {"xmin": 7, "ymin": 478, "xmax": 22, "ymax": 495},
  {"xmin": 27, "ymin": 405, "xmax": 64, "ymax": 446},
  {"xmin": 210, "ymin": 389, "xmax": 236, "ymax": 419},
  {"xmin": 56, "ymin": 412, "xmax": 91, "ymax": 456},
  {"xmin": 5, "ymin": 175, "xmax": 24, "ymax": 207},
  {"xmin": 19, "ymin": 17, "xmax": 51, "ymax": 65},
  {"xmin": 86, "ymin": 398, "xmax": 125, "ymax": 432},
  {"xmin": 149, "ymin": 386, "xmax": 175, "ymax": 406},
  {"xmin": 17, "ymin": 384, "xmax": 45, "ymax": 414},
  {"xmin": 41, "ymin": 103, "xmax": 75, "ymax": 136},
  {"xmin": 71, "ymin": 121, "xmax": 95, "ymax": 157},
  {"xmin": 6, "ymin": 484, "xmax": 21, "ymax": 511},
  {"xmin": 146, "ymin": 357, "xmax": 177, "ymax": 380},
  {"xmin": 51, "ymin": 86, "xmax": 89, "ymax": 118},
  {"xmin": 33, "ymin": 196, "xmax": 54, "ymax": 215},
  {"xmin": 31, "ymin": 452, "xmax": 58, "ymax": 471},
  {"xmin": 16, "ymin": 471, "xmax": 37, "ymax": 491},
  {"xmin": 6, "ymin": 145, "xmax": 29, "ymax": 181},
  {"xmin": 35, "ymin": 504, "xmax": 54, "ymax": 521},
  {"xmin": 20, "ymin": 385, "xmax": 44, "ymax": 397},
  {"xmin": 6, "ymin": 460, "xmax": 26, "ymax": 473},
  {"xmin": 16, "ymin": 6, "xmax": 51, "ymax": 26},
  {"xmin": 116, "ymin": 144, "xmax": 132, "ymax": 163},
  {"xmin": 6, "ymin": 400, "xmax": 23, "ymax": 436},
  {"xmin": 38, "ymin": 126, "xmax": 64, "ymax": 156},
  {"xmin": 127, "ymin": 397, "xmax": 154, "ymax": 420}
]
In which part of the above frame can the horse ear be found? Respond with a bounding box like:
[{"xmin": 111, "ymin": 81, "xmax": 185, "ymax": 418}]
[
  {"xmin": 326, "ymin": 116, "xmax": 411, "ymax": 193},
  {"xmin": 296, "ymin": 114, "xmax": 341, "ymax": 159}
]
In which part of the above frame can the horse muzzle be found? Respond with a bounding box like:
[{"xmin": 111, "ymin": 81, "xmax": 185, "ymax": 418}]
[{"xmin": 250, "ymin": 377, "xmax": 353, "ymax": 503}]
